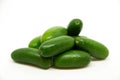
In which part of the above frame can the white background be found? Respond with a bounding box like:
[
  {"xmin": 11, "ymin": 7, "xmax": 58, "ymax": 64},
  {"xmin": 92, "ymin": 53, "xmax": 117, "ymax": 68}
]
[{"xmin": 0, "ymin": 0, "xmax": 120, "ymax": 80}]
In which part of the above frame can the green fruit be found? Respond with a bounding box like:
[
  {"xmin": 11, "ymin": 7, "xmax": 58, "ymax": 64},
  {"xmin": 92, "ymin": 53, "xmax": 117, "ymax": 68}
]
[
  {"xmin": 75, "ymin": 36, "xmax": 109, "ymax": 59},
  {"xmin": 54, "ymin": 50, "xmax": 91, "ymax": 68},
  {"xmin": 11, "ymin": 48, "xmax": 52, "ymax": 69},
  {"xmin": 39, "ymin": 36, "xmax": 74, "ymax": 57},
  {"xmin": 67, "ymin": 18, "xmax": 83, "ymax": 36},
  {"xmin": 28, "ymin": 36, "xmax": 41, "ymax": 49},
  {"xmin": 41, "ymin": 26, "xmax": 67, "ymax": 42}
]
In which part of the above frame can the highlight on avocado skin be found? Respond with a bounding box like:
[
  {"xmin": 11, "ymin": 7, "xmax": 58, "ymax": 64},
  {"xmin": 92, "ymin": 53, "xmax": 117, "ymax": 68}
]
[
  {"xmin": 54, "ymin": 50, "xmax": 91, "ymax": 68},
  {"xmin": 11, "ymin": 18, "xmax": 109, "ymax": 69},
  {"xmin": 39, "ymin": 36, "xmax": 74, "ymax": 57},
  {"xmin": 28, "ymin": 36, "xmax": 41, "ymax": 49},
  {"xmin": 11, "ymin": 48, "xmax": 52, "ymax": 69},
  {"xmin": 67, "ymin": 18, "xmax": 83, "ymax": 36}
]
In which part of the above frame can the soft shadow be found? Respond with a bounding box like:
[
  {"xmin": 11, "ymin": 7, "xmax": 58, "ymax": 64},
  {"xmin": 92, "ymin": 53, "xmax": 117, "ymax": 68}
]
[
  {"xmin": 11, "ymin": 60, "xmax": 49, "ymax": 70},
  {"xmin": 52, "ymin": 65, "xmax": 90, "ymax": 70},
  {"xmin": 91, "ymin": 57, "xmax": 105, "ymax": 61}
]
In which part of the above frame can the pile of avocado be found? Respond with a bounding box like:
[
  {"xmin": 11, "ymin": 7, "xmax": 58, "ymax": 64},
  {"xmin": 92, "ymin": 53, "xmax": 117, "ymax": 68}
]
[{"xmin": 11, "ymin": 18, "xmax": 109, "ymax": 69}]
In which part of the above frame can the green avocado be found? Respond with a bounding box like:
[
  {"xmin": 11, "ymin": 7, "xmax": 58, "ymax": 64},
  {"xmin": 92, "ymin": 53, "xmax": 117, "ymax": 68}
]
[
  {"xmin": 28, "ymin": 36, "xmax": 41, "ymax": 49},
  {"xmin": 67, "ymin": 18, "xmax": 83, "ymax": 36},
  {"xmin": 54, "ymin": 50, "xmax": 91, "ymax": 68},
  {"xmin": 39, "ymin": 36, "xmax": 74, "ymax": 57},
  {"xmin": 75, "ymin": 36, "xmax": 109, "ymax": 59},
  {"xmin": 11, "ymin": 48, "xmax": 52, "ymax": 69},
  {"xmin": 41, "ymin": 26, "xmax": 67, "ymax": 42}
]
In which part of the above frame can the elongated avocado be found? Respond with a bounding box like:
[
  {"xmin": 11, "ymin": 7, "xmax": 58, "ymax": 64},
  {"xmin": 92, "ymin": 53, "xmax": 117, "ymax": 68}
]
[
  {"xmin": 75, "ymin": 36, "xmax": 109, "ymax": 59},
  {"xmin": 11, "ymin": 48, "xmax": 52, "ymax": 69},
  {"xmin": 39, "ymin": 36, "xmax": 74, "ymax": 57},
  {"xmin": 54, "ymin": 50, "xmax": 90, "ymax": 68}
]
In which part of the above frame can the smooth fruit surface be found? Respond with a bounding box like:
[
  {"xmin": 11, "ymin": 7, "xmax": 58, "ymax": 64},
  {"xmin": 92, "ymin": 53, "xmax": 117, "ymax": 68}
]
[
  {"xmin": 54, "ymin": 50, "xmax": 91, "ymax": 68},
  {"xmin": 11, "ymin": 48, "xmax": 52, "ymax": 69},
  {"xmin": 28, "ymin": 36, "xmax": 41, "ymax": 49},
  {"xmin": 67, "ymin": 18, "xmax": 83, "ymax": 36},
  {"xmin": 39, "ymin": 36, "xmax": 74, "ymax": 57},
  {"xmin": 75, "ymin": 36, "xmax": 109, "ymax": 59},
  {"xmin": 41, "ymin": 26, "xmax": 67, "ymax": 42}
]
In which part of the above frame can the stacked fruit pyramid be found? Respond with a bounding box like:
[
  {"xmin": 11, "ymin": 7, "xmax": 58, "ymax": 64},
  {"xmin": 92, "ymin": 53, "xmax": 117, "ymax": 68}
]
[{"xmin": 11, "ymin": 18, "xmax": 109, "ymax": 69}]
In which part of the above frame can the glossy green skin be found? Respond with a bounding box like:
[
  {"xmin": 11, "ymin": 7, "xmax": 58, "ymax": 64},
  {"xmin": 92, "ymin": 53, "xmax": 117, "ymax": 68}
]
[
  {"xmin": 28, "ymin": 36, "xmax": 41, "ymax": 49},
  {"xmin": 41, "ymin": 26, "xmax": 67, "ymax": 42},
  {"xmin": 75, "ymin": 36, "xmax": 109, "ymax": 59},
  {"xmin": 39, "ymin": 36, "xmax": 74, "ymax": 57},
  {"xmin": 67, "ymin": 18, "xmax": 83, "ymax": 36},
  {"xmin": 54, "ymin": 50, "xmax": 91, "ymax": 68},
  {"xmin": 11, "ymin": 48, "xmax": 52, "ymax": 69}
]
